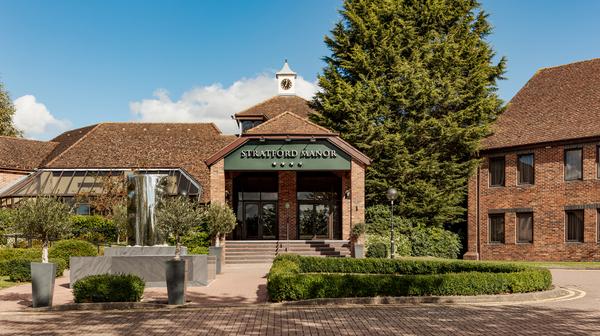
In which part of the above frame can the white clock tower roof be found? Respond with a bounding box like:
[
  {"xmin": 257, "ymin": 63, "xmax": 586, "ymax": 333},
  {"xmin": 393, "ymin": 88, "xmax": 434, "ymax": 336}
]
[{"xmin": 276, "ymin": 60, "xmax": 297, "ymax": 77}]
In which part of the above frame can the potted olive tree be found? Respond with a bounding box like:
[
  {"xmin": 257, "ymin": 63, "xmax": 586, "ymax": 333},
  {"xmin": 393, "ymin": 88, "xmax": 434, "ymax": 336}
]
[
  {"xmin": 12, "ymin": 197, "xmax": 71, "ymax": 307},
  {"xmin": 350, "ymin": 222, "xmax": 366, "ymax": 258},
  {"xmin": 204, "ymin": 203, "xmax": 236, "ymax": 274},
  {"xmin": 155, "ymin": 196, "xmax": 202, "ymax": 305}
]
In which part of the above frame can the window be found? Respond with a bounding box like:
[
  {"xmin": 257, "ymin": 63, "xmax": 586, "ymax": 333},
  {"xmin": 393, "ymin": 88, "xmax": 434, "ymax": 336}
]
[
  {"xmin": 517, "ymin": 212, "xmax": 533, "ymax": 243},
  {"xmin": 489, "ymin": 214, "xmax": 505, "ymax": 243},
  {"xmin": 75, "ymin": 203, "xmax": 91, "ymax": 215},
  {"xmin": 566, "ymin": 210, "xmax": 584, "ymax": 242},
  {"xmin": 489, "ymin": 156, "xmax": 505, "ymax": 186},
  {"xmin": 597, "ymin": 146, "xmax": 600, "ymax": 179},
  {"xmin": 517, "ymin": 154, "xmax": 534, "ymax": 185},
  {"xmin": 565, "ymin": 148, "xmax": 583, "ymax": 181}
]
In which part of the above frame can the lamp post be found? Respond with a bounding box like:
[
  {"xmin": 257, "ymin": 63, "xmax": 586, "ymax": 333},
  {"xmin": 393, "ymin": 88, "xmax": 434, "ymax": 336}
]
[{"xmin": 386, "ymin": 187, "xmax": 398, "ymax": 259}]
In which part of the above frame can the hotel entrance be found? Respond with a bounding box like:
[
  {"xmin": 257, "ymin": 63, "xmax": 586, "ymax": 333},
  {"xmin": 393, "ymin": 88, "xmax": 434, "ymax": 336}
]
[{"xmin": 231, "ymin": 173, "xmax": 278, "ymax": 240}]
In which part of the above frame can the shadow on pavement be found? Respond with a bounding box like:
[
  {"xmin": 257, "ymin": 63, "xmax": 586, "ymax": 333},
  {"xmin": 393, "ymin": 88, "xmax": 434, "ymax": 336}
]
[{"xmin": 1, "ymin": 304, "xmax": 599, "ymax": 335}]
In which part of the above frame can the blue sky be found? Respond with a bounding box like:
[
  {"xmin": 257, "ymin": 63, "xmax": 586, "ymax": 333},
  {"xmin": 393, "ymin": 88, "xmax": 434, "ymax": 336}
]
[{"xmin": 1, "ymin": 0, "xmax": 599, "ymax": 139}]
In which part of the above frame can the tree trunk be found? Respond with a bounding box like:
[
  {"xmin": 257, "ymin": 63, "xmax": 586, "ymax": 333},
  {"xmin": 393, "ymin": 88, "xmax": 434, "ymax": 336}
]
[
  {"xmin": 42, "ymin": 241, "xmax": 49, "ymax": 263},
  {"xmin": 214, "ymin": 234, "xmax": 221, "ymax": 247},
  {"xmin": 175, "ymin": 236, "xmax": 181, "ymax": 260}
]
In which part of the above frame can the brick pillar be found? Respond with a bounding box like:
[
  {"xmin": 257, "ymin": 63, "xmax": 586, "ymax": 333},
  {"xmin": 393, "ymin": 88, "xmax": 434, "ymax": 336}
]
[
  {"xmin": 209, "ymin": 159, "xmax": 226, "ymax": 205},
  {"xmin": 278, "ymin": 171, "xmax": 297, "ymax": 240},
  {"xmin": 464, "ymin": 170, "xmax": 480, "ymax": 260},
  {"xmin": 349, "ymin": 161, "xmax": 366, "ymax": 241}
]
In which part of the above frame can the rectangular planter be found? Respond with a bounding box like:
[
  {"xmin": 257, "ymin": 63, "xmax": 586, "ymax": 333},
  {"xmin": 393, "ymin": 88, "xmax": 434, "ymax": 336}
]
[{"xmin": 31, "ymin": 262, "xmax": 56, "ymax": 308}]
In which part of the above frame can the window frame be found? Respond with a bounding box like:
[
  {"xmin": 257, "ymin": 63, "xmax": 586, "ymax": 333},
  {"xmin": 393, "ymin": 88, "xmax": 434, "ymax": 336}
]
[
  {"xmin": 565, "ymin": 209, "xmax": 584, "ymax": 243},
  {"xmin": 516, "ymin": 212, "xmax": 534, "ymax": 244},
  {"xmin": 489, "ymin": 156, "xmax": 506, "ymax": 187},
  {"xmin": 517, "ymin": 153, "xmax": 535, "ymax": 185},
  {"xmin": 564, "ymin": 148, "xmax": 583, "ymax": 181},
  {"xmin": 488, "ymin": 213, "xmax": 505, "ymax": 244}
]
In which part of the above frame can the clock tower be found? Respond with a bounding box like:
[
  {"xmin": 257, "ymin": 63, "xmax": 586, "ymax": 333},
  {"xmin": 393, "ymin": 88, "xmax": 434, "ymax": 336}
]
[{"xmin": 276, "ymin": 60, "xmax": 297, "ymax": 95}]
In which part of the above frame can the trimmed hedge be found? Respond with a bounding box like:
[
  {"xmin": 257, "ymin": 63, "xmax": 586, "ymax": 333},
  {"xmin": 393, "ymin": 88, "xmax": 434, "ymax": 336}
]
[
  {"xmin": 49, "ymin": 239, "xmax": 98, "ymax": 268},
  {"xmin": 6, "ymin": 259, "xmax": 67, "ymax": 282},
  {"xmin": 267, "ymin": 255, "xmax": 552, "ymax": 302},
  {"xmin": 73, "ymin": 274, "xmax": 145, "ymax": 303}
]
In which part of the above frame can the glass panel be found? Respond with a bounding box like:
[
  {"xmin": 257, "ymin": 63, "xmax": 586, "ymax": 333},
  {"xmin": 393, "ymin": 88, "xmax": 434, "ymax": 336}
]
[
  {"xmin": 517, "ymin": 213, "xmax": 533, "ymax": 243},
  {"xmin": 75, "ymin": 203, "xmax": 91, "ymax": 215},
  {"xmin": 489, "ymin": 214, "xmax": 504, "ymax": 243},
  {"xmin": 489, "ymin": 157, "xmax": 505, "ymax": 186},
  {"xmin": 261, "ymin": 192, "xmax": 278, "ymax": 201},
  {"xmin": 245, "ymin": 203, "xmax": 259, "ymax": 238},
  {"xmin": 566, "ymin": 210, "xmax": 584, "ymax": 242},
  {"xmin": 299, "ymin": 204, "xmax": 331, "ymax": 239},
  {"xmin": 517, "ymin": 154, "xmax": 534, "ymax": 185},
  {"xmin": 261, "ymin": 203, "xmax": 277, "ymax": 239},
  {"xmin": 242, "ymin": 192, "xmax": 260, "ymax": 200},
  {"xmin": 565, "ymin": 149, "xmax": 583, "ymax": 180}
]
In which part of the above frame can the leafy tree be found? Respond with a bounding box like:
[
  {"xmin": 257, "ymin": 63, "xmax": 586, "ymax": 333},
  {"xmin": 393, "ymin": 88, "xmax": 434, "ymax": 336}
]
[
  {"xmin": 112, "ymin": 204, "xmax": 128, "ymax": 244},
  {"xmin": 0, "ymin": 82, "xmax": 21, "ymax": 137},
  {"xmin": 155, "ymin": 196, "xmax": 203, "ymax": 260},
  {"xmin": 203, "ymin": 203, "xmax": 236, "ymax": 247},
  {"xmin": 12, "ymin": 197, "xmax": 72, "ymax": 263},
  {"xmin": 312, "ymin": 0, "xmax": 505, "ymax": 227}
]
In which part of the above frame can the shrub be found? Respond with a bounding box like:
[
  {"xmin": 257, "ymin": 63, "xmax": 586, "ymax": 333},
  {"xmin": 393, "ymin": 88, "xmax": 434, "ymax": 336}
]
[
  {"xmin": 0, "ymin": 248, "xmax": 42, "ymax": 275},
  {"xmin": 49, "ymin": 239, "xmax": 98, "ymax": 268},
  {"xmin": 409, "ymin": 226, "xmax": 461, "ymax": 259},
  {"xmin": 365, "ymin": 242, "xmax": 387, "ymax": 258},
  {"xmin": 73, "ymin": 274, "xmax": 145, "ymax": 303},
  {"xmin": 70, "ymin": 215, "xmax": 117, "ymax": 245},
  {"xmin": 5, "ymin": 258, "xmax": 66, "ymax": 282},
  {"xmin": 366, "ymin": 233, "xmax": 411, "ymax": 258},
  {"xmin": 188, "ymin": 246, "xmax": 209, "ymax": 255},
  {"xmin": 349, "ymin": 222, "xmax": 366, "ymax": 242},
  {"xmin": 267, "ymin": 255, "xmax": 552, "ymax": 302}
]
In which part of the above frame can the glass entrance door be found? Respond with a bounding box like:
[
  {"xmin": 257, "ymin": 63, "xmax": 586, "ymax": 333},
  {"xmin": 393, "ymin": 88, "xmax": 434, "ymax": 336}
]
[
  {"xmin": 299, "ymin": 203, "xmax": 334, "ymax": 239},
  {"xmin": 241, "ymin": 201, "xmax": 278, "ymax": 239}
]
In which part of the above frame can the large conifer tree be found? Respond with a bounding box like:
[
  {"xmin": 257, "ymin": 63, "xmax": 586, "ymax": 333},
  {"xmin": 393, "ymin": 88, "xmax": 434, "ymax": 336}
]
[
  {"xmin": 0, "ymin": 81, "xmax": 21, "ymax": 137},
  {"xmin": 312, "ymin": 0, "xmax": 505, "ymax": 227}
]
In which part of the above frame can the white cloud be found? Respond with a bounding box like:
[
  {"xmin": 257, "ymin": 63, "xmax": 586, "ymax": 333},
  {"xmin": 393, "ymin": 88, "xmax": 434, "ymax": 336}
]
[
  {"xmin": 13, "ymin": 95, "xmax": 70, "ymax": 139},
  {"xmin": 130, "ymin": 74, "xmax": 318, "ymax": 134}
]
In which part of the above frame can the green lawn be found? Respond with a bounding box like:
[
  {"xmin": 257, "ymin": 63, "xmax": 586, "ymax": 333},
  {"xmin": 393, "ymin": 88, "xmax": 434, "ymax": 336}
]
[
  {"xmin": 511, "ymin": 261, "xmax": 600, "ymax": 269},
  {"xmin": 0, "ymin": 276, "xmax": 24, "ymax": 290}
]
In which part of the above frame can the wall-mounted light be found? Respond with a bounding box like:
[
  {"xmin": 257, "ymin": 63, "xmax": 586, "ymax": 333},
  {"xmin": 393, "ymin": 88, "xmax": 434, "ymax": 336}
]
[{"xmin": 345, "ymin": 189, "xmax": 351, "ymax": 199}]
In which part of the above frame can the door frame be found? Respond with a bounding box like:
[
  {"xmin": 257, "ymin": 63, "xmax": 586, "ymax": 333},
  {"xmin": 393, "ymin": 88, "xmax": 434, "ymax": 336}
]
[{"xmin": 239, "ymin": 200, "xmax": 278, "ymax": 240}]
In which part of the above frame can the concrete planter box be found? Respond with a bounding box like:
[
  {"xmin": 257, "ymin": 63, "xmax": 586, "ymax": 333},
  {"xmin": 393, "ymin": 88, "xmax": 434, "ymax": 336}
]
[
  {"xmin": 352, "ymin": 244, "xmax": 364, "ymax": 259},
  {"xmin": 31, "ymin": 262, "xmax": 56, "ymax": 308},
  {"xmin": 209, "ymin": 246, "xmax": 223, "ymax": 274},
  {"xmin": 166, "ymin": 259, "xmax": 186, "ymax": 305}
]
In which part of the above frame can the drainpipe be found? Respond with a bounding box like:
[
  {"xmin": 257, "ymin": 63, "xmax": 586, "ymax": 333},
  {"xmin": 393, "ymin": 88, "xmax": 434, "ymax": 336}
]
[{"xmin": 476, "ymin": 166, "xmax": 481, "ymax": 260}]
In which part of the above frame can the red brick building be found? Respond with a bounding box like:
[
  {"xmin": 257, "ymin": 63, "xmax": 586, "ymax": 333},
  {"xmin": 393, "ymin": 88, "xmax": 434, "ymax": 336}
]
[
  {"xmin": 0, "ymin": 63, "xmax": 369, "ymax": 255},
  {"xmin": 465, "ymin": 59, "xmax": 600, "ymax": 261}
]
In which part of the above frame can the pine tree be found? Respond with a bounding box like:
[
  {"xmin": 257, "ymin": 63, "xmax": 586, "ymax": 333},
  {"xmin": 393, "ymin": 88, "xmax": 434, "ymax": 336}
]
[
  {"xmin": 0, "ymin": 81, "xmax": 22, "ymax": 137},
  {"xmin": 312, "ymin": 0, "xmax": 505, "ymax": 227}
]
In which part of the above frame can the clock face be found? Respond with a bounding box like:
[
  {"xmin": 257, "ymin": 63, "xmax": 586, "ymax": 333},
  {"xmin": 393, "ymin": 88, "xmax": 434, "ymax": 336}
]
[{"xmin": 281, "ymin": 78, "xmax": 292, "ymax": 90}]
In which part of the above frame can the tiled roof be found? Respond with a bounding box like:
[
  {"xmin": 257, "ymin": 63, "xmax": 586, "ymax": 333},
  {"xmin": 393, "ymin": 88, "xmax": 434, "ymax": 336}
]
[
  {"xmin": 245, "ymin": 111, "xmax": 335, "ymax": 136},
  {"xmin": 43, "ymin": 123, "xmax": 236, "ymax": 202},
  {"xmin": 234, "ymin": 95, "xmax": 315, "ymax": 120},
  {"xmin": 482, "ymin": 58, "xmax": 600, "ymax": 150},
  {"xmin": 0, "ymin": 136, "xmax": 57, "ymax": 171}
]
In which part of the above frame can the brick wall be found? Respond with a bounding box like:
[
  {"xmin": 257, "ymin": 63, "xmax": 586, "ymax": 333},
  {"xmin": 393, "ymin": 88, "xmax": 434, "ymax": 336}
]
[
  {"xmin": 278, "ymin": 171, "xmax": 297, "ymax": 240},
  {"xmin": 466, "ymin": 142, "xmax": 600, "ymax": 261}
]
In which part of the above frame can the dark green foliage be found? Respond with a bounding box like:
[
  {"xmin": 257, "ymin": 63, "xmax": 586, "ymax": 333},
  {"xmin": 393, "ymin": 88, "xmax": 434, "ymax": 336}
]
[
  {"xmin": 0, "ymin": 248, "xmax": 42, "ymax": 275},
  {"xmin": 73, "ymin": 274, "xmax": 145, "ymax": 303},
  {"xmin": 188, "ymin": 246, "xmax": 209, "ymax": 255},
  {"xmin": 0, "ymin": 82, "xmax": 21, "ymax": 137},
  {"xmin": 5, "ymin": 258, "xmax": 66, "ymax": 282},
  {"xmin": 349, "ymin": 222, "xmax": 366, "ymax": 242},
  {"xmin": 49, "ymin": 239, "xmax": 98, "ymax": 268},
  {"xmin": 312, "ymin": 0, "xmax": 506, "ymax": 227},
  {"xmin": 267, "ymin": 255, "xmax": 552, "ymax": 302},
  {"xmin": 365, "ymin": 242, "xmax": 387, "ymax": 258},
  {"xmin": 70, "ymin": 215, "xmax": 118, "ymax": 244},
  {"xmin": 409, "ymin": 226, "xmax": 461, "ymax": 259}
]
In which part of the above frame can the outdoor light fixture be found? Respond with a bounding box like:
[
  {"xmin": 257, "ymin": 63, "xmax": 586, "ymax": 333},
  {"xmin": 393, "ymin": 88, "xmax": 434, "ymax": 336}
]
[{"xmin": 386, "ymin": 187, "xmax": 398, "ymax": 259}]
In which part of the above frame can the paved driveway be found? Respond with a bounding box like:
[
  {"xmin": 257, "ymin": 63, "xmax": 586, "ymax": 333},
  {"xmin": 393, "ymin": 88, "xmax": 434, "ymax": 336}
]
[{"xmin": 0, "ymin": 268, "xmax": 599, "ymax": 335}]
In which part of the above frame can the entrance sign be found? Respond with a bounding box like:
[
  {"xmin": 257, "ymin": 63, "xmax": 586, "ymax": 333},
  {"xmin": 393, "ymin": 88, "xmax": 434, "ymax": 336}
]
[{"xmin": 224, "ymin": 140, "xmax": 351, "ymax": 171}]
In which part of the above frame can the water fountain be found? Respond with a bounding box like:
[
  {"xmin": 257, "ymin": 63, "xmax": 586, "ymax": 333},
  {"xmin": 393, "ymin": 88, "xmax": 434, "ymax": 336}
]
[{"xmin": 69, "ymin": 172, "xmax": 216, "ymax": 288}]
